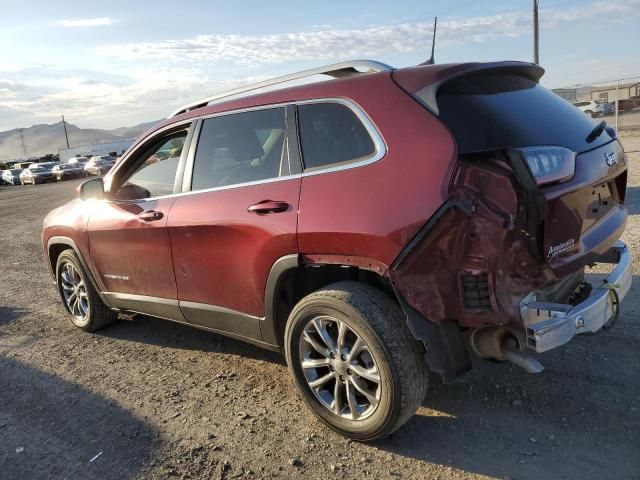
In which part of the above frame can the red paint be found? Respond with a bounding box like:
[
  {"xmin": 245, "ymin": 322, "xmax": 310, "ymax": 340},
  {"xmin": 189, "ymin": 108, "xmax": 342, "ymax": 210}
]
[
  {"xmin": 42, "ymin": 60, "xmax": 628, "ymax": 336},
  {"xmin": 87, "ymin": 198, "xmax": 178, "ymax": 298},
  {"xmin": 167, "ymin": 179, "xmax": 300, "ymax": 316}
]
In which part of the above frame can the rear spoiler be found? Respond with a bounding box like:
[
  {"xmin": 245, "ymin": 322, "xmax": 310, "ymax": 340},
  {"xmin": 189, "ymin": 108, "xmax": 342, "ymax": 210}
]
[{"xmin": 392, "ymin": 61, "xmax": 545, "ymax": 116}]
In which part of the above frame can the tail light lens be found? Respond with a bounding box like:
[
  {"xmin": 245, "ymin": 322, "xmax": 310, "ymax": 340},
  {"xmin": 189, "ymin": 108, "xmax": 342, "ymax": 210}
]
[{"xmin": 515, "ymin": 146, "xmax": 576, "ymax": 186}]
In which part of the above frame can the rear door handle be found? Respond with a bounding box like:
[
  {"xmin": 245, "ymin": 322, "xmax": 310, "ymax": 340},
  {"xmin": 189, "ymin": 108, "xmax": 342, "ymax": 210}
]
[
  {"xmin": 247, "ymin": 200, "xmax": 290, "ymax": 214},
  {"xmin": 139, "ymin": 210, "xmax": 164, "ymax": 222}
]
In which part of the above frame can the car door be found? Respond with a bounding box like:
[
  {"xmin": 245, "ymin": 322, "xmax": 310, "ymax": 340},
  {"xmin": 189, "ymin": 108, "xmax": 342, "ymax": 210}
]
[
  {"xmin": 87, "ymin": 122, "xmax": 194, "ymax": 320},
  {"xmin": 167, "ymin": 106, "xmax": 301, "ymax": 341}
]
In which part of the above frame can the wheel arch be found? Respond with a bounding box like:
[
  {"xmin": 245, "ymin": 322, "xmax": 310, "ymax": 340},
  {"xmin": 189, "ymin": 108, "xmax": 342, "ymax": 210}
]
[
  {"xmin": 46, "ymin": 236, "xmax": 113, "ymax": 308},
  {"xmin": 262, "ymin": 253, "xmax": 472, "ymax": 383},
  {"xmin": 261, "ymin": 254, "xmax": 396, "ymax": 348}
]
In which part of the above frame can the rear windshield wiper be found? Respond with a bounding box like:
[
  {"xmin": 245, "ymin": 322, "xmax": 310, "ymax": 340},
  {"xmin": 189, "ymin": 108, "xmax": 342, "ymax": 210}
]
[{"xmin": 585, "ymin": 120, "xmax": 607, "ymax": 143}]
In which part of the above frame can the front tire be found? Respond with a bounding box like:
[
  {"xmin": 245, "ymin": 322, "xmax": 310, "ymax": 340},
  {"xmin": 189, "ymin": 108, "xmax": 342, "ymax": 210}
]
[
  {"xmin": 56, "ymin": 250, "xmax": 117, "ymax": 332},
  {"xmin": 284, "ymin": 281, "xmax": 428, "ymax": 441}
]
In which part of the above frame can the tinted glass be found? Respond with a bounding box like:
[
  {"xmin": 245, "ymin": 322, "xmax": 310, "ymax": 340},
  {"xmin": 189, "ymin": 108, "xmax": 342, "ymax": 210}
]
[
  {"xmin": 192, "ymin": 108, "xmax": 287, "ymax": 191},
  {"xmin": 119, "ymin": 132, "xmax": 187, "ymax": 199},
  {"xmin": 297, "ymin": 103, "xmax": 375, "ymax": 170},
  {"xmin": 436, "ymin": 72, "xmax": 613, "ymax": 154}
]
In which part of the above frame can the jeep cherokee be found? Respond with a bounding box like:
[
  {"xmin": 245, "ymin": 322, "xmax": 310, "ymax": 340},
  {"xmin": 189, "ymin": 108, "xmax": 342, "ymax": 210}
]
[{"xmin": 43, "ymin": 60, "xmax": 632, "ymax": 441}]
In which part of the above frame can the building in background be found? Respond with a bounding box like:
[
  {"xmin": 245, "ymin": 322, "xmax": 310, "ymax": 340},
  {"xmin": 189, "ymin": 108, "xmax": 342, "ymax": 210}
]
[
  {"xmin": 589, "ymin": 82, "xmax": 640, "ymax": 103},
  {"xmin": 58, "ymin": 139, "xmax": 136, "ymax": 163}
]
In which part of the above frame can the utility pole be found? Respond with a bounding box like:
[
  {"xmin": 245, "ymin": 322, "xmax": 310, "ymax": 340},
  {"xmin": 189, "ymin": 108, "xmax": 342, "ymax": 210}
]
[
  {"xmin": 533, "ymin": 0, "xmax": 540, "ymax": 64},
  {"xmin": 61, "ymin": 114, "xmax": 70, "ymax": 149},
  {"xmin": 19, "ymin": 128, "xmax": 28, "ymax": 157}
]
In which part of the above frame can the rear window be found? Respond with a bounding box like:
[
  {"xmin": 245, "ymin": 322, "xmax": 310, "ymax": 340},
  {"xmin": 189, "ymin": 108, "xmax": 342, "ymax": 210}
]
[
  {"xmin": 297, "ymin": 103, "xmax": 375, "ymax": 170},
  {"xmin": 434, "ymin": 72, "xmax": 613, "ymax": 154}
]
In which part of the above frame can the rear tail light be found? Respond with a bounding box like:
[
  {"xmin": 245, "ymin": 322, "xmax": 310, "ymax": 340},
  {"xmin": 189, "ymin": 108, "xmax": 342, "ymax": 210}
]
[{"xmin": 514, "ymin": 146, "xmax": 576, "ymax": 186}]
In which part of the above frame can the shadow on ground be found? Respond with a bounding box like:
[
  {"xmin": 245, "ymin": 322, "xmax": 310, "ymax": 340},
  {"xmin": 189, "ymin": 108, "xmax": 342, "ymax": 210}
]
[
  {"xmin": 0, "ymin": 307, "xmax": 31, "ymax": 327},
  {"xmin": 373, "ymin": 282, "xmax": 640, "ymax": 479},
  {"xmin": 0, "ymin": 356, "xmax": 156, "ymax": 480},
  {"xmin": 100, "ymin": 314, "xmax": 284, "ymax": 366},
  {"xmin": 626, "ymin": 185, "xmax": 639, "ymax": 215}
]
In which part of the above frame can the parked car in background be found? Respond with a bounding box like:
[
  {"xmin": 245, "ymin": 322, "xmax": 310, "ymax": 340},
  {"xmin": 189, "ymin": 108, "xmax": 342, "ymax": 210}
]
[
  {"xmin": 83, "ymin": 156, "xmax": 116, "ymax": 177},
  {"xmin": 20, "ymin": 166, "xmax": 55, "ymax": 185},
  {"xmin": 572, "ymin": 100, "xmax": 613, "ymax": 117},
  {"xmin": 52, "ymin": 163, "xmax": 84, "ymax": 181},
  {"xmin": 2, "ymin": 168, "xmax": 22, "ymax": 185},
  {"xmin": 612, "ymin": 96, "xmax": 640, "ymax": 114},
  {"xmin": 29, "ymin": 161, "xmax": 58, "ymax": 170},
  {"xmin": 43, "ymin": 59, "xmax": 630, "ymax": 441},
  {"xmin": 68, "ymin": 156, "xmax": 90, "ymax": 165}
]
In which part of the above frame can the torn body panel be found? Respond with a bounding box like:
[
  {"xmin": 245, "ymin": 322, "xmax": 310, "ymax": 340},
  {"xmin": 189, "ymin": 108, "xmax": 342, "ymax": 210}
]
[{"xmin": 390, "ymin": 161, "xmax": 563, "ymax": 329}]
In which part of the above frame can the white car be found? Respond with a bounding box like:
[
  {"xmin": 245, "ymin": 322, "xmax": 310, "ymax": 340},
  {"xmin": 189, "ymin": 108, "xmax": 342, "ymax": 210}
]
[
  {"xmin": 2, "ymin": 168, "xmax": 22, "ymax": 185},
  {"xmin": 573, "ymin": 100, "xmax": 614, "ymax": 118},
  {"xmin": 83, "ymin": 156, "xmax": 116, "ymax": 176},
  {"xmin": 19, "ymin": 166, "xmax": 55, "ymax": 185}
]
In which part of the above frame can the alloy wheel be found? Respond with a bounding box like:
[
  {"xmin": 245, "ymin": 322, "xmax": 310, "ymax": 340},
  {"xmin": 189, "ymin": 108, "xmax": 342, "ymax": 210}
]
[
  {"xmin": 59, "ymin": 262, "xmax": 90, "ymax": 323},
  {"xmin": 298, "ymin": 316, "xmax": 381, "ymax": 420}
]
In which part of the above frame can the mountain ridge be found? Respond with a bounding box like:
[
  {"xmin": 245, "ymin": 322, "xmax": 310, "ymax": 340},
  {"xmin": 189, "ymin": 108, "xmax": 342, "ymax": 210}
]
[{"xmin": 0, "ymin": 120, "xmax": 163, "ymax": 161}]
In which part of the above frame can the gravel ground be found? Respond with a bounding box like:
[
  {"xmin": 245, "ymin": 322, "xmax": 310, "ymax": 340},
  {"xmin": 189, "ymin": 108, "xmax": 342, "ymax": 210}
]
[{"xmin": 1, "ymin": 137, "xmax": 639, "ymax": 480}]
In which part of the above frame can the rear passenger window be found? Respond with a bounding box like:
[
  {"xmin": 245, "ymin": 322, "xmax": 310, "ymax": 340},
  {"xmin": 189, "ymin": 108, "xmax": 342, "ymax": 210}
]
[
  {"xmin": 297, "ymin": 103, "xmax": 375, "ymax": 170},
  {"xmin": 192, "ymin": 108, "xmax": 287, "ymax": 191}
]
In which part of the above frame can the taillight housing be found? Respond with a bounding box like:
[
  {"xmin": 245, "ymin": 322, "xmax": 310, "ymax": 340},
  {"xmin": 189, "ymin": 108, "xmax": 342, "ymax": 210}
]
[{"xmin": 513, "ymin": 146, "xmax": 576, "ymax": 186}]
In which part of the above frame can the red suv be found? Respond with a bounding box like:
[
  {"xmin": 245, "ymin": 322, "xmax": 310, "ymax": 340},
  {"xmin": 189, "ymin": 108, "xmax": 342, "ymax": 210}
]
[{"xmin": 43, "ymin": 60, "xmax": 631, "ymax": 440}]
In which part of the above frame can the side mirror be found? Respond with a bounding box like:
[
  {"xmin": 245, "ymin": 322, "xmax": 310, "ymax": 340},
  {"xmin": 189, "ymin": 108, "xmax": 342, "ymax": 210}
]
[{"xmin": 78, "ymin": 178, "xmax": 104, "ymax": 200}]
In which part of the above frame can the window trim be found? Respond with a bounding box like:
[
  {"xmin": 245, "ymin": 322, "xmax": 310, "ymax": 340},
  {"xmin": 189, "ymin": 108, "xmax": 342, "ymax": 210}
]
[
  {"xmin": 185, "ymin": 105, "xmax": 291, "ymax": 194},
  {"xmin": 105, "ymin": 120, "xmax": 195, "ymax": 200},
  {"xmin": 109, "ymin": 97, "xmax": 386, "ymax": 202},
  {"xmin": 295, "ymin": 99, "xmax": 386, "ymax": 174}
]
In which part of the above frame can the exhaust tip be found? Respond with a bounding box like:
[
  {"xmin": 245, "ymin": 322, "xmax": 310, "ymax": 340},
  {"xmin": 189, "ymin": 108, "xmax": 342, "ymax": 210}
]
[
  {"xmin": 501, "ymin": 337, "xmax": 544, "ymax": 374},
  {"xmin": 471, "ymin": 327, "xmax": 544, "ymax": 374}
]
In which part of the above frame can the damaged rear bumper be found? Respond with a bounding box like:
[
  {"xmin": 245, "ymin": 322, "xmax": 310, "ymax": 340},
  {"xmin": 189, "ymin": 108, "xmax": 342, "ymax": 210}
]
[{"xmin": 520, "ymin": 241, "xmax": 632, "ymax": 353}]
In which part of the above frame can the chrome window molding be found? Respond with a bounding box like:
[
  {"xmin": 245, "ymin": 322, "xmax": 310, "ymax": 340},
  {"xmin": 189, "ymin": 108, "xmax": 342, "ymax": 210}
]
[
  {"xmin": 295, "ymin": 98, "xmax": 387, "ymax": 175},
  {"xmin": 104, "ymin": 118, "xmax": 195, "ymax": 194},
  {"xmin": 105, "ymin": 98, "xmax": 386, "ymax": 203}
]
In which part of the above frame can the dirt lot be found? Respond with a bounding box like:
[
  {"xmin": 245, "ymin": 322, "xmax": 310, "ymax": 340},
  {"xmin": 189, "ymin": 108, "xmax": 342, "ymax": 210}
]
[{"xmin": 1, "ymin": 136, "xmax": 639, "ymax": 480}]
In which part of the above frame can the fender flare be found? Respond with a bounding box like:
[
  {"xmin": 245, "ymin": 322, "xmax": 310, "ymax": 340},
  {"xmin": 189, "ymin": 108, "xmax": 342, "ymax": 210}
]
[
  {"xmin": 261, "ymin": 254, "xmax": 300, "ymax": 346},
  {"xmin": 46, "ymin": 236, "xmax": 113, "ymax": 309}
]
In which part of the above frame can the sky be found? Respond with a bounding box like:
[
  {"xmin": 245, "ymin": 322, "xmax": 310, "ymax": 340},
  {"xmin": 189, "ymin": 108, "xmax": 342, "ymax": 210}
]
[{"xmin": 0, "ymin": 0, "xmax": 639, "ymax": 131}]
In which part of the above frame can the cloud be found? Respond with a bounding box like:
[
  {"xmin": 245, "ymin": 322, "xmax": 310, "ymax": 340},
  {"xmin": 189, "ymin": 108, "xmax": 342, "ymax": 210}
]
[
  {"xmin": 0, "ymin": 66, "xmax": 264, "ymax": 131},
  {"xmin": 2, "ymin": 0, "xmax": 639, "ymax": 131},
  {"xmin": 97, "ymin": 1, "xmax": 640, "ymax": 65},
  {"xmin": 58, "ymin": 17, "xmax": 114, "ymax": 28}
]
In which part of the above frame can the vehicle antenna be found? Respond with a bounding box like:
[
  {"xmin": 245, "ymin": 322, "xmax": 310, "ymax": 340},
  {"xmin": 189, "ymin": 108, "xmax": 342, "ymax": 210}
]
[{"xmin": 420, "ymin": 16, "xmax": 437, "ymax": 65}]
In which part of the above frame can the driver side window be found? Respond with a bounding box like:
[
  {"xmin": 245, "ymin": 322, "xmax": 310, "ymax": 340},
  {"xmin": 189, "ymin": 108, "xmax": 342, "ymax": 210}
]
[{"xmin": 117, "ymin": 130, "xmax": 188, "ymax": 200}]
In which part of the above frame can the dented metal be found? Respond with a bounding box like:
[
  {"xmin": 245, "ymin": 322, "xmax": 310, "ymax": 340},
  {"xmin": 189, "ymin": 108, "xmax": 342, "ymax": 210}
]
[{"xmin": 520, "ymin": 241, "xmax": 632, "ymax": 353}]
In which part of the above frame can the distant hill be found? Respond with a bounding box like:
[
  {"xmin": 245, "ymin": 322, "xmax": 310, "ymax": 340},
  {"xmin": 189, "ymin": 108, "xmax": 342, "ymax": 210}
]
[{"xmin": 0, "ymin": 119, "xmax": 163, "ymax": 161}]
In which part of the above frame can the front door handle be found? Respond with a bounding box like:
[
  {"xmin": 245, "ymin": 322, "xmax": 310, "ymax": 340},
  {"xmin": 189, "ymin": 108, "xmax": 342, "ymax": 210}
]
[
  {"xmin": 248, "ymin": 200, "xmax": 290, "ymax": 214},
  {"xmin": 139, "ymin": 210, "xmax": 164, "ymax": 222}
]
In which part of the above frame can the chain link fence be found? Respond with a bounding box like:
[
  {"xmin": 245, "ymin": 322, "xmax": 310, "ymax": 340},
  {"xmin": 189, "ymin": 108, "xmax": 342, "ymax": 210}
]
[{"xmin": 553, "ymin": 76, "xmax": 640, "ymax": 133}]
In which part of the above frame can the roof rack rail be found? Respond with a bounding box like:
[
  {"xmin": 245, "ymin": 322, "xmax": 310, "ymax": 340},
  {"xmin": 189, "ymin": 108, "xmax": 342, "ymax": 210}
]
[{"xmin": 168, "ymin": 59, "xmax": 393, "ymax": 118}]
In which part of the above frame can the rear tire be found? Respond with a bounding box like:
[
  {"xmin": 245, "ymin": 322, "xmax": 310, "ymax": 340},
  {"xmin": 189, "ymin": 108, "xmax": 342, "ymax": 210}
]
[
  {"xmin": 284, "ymin": 281, "xmax": 428, "ymax": 441},
  {"xmin": 55, "ymin": 250, "xmax": 117, "ymax": 332}
]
